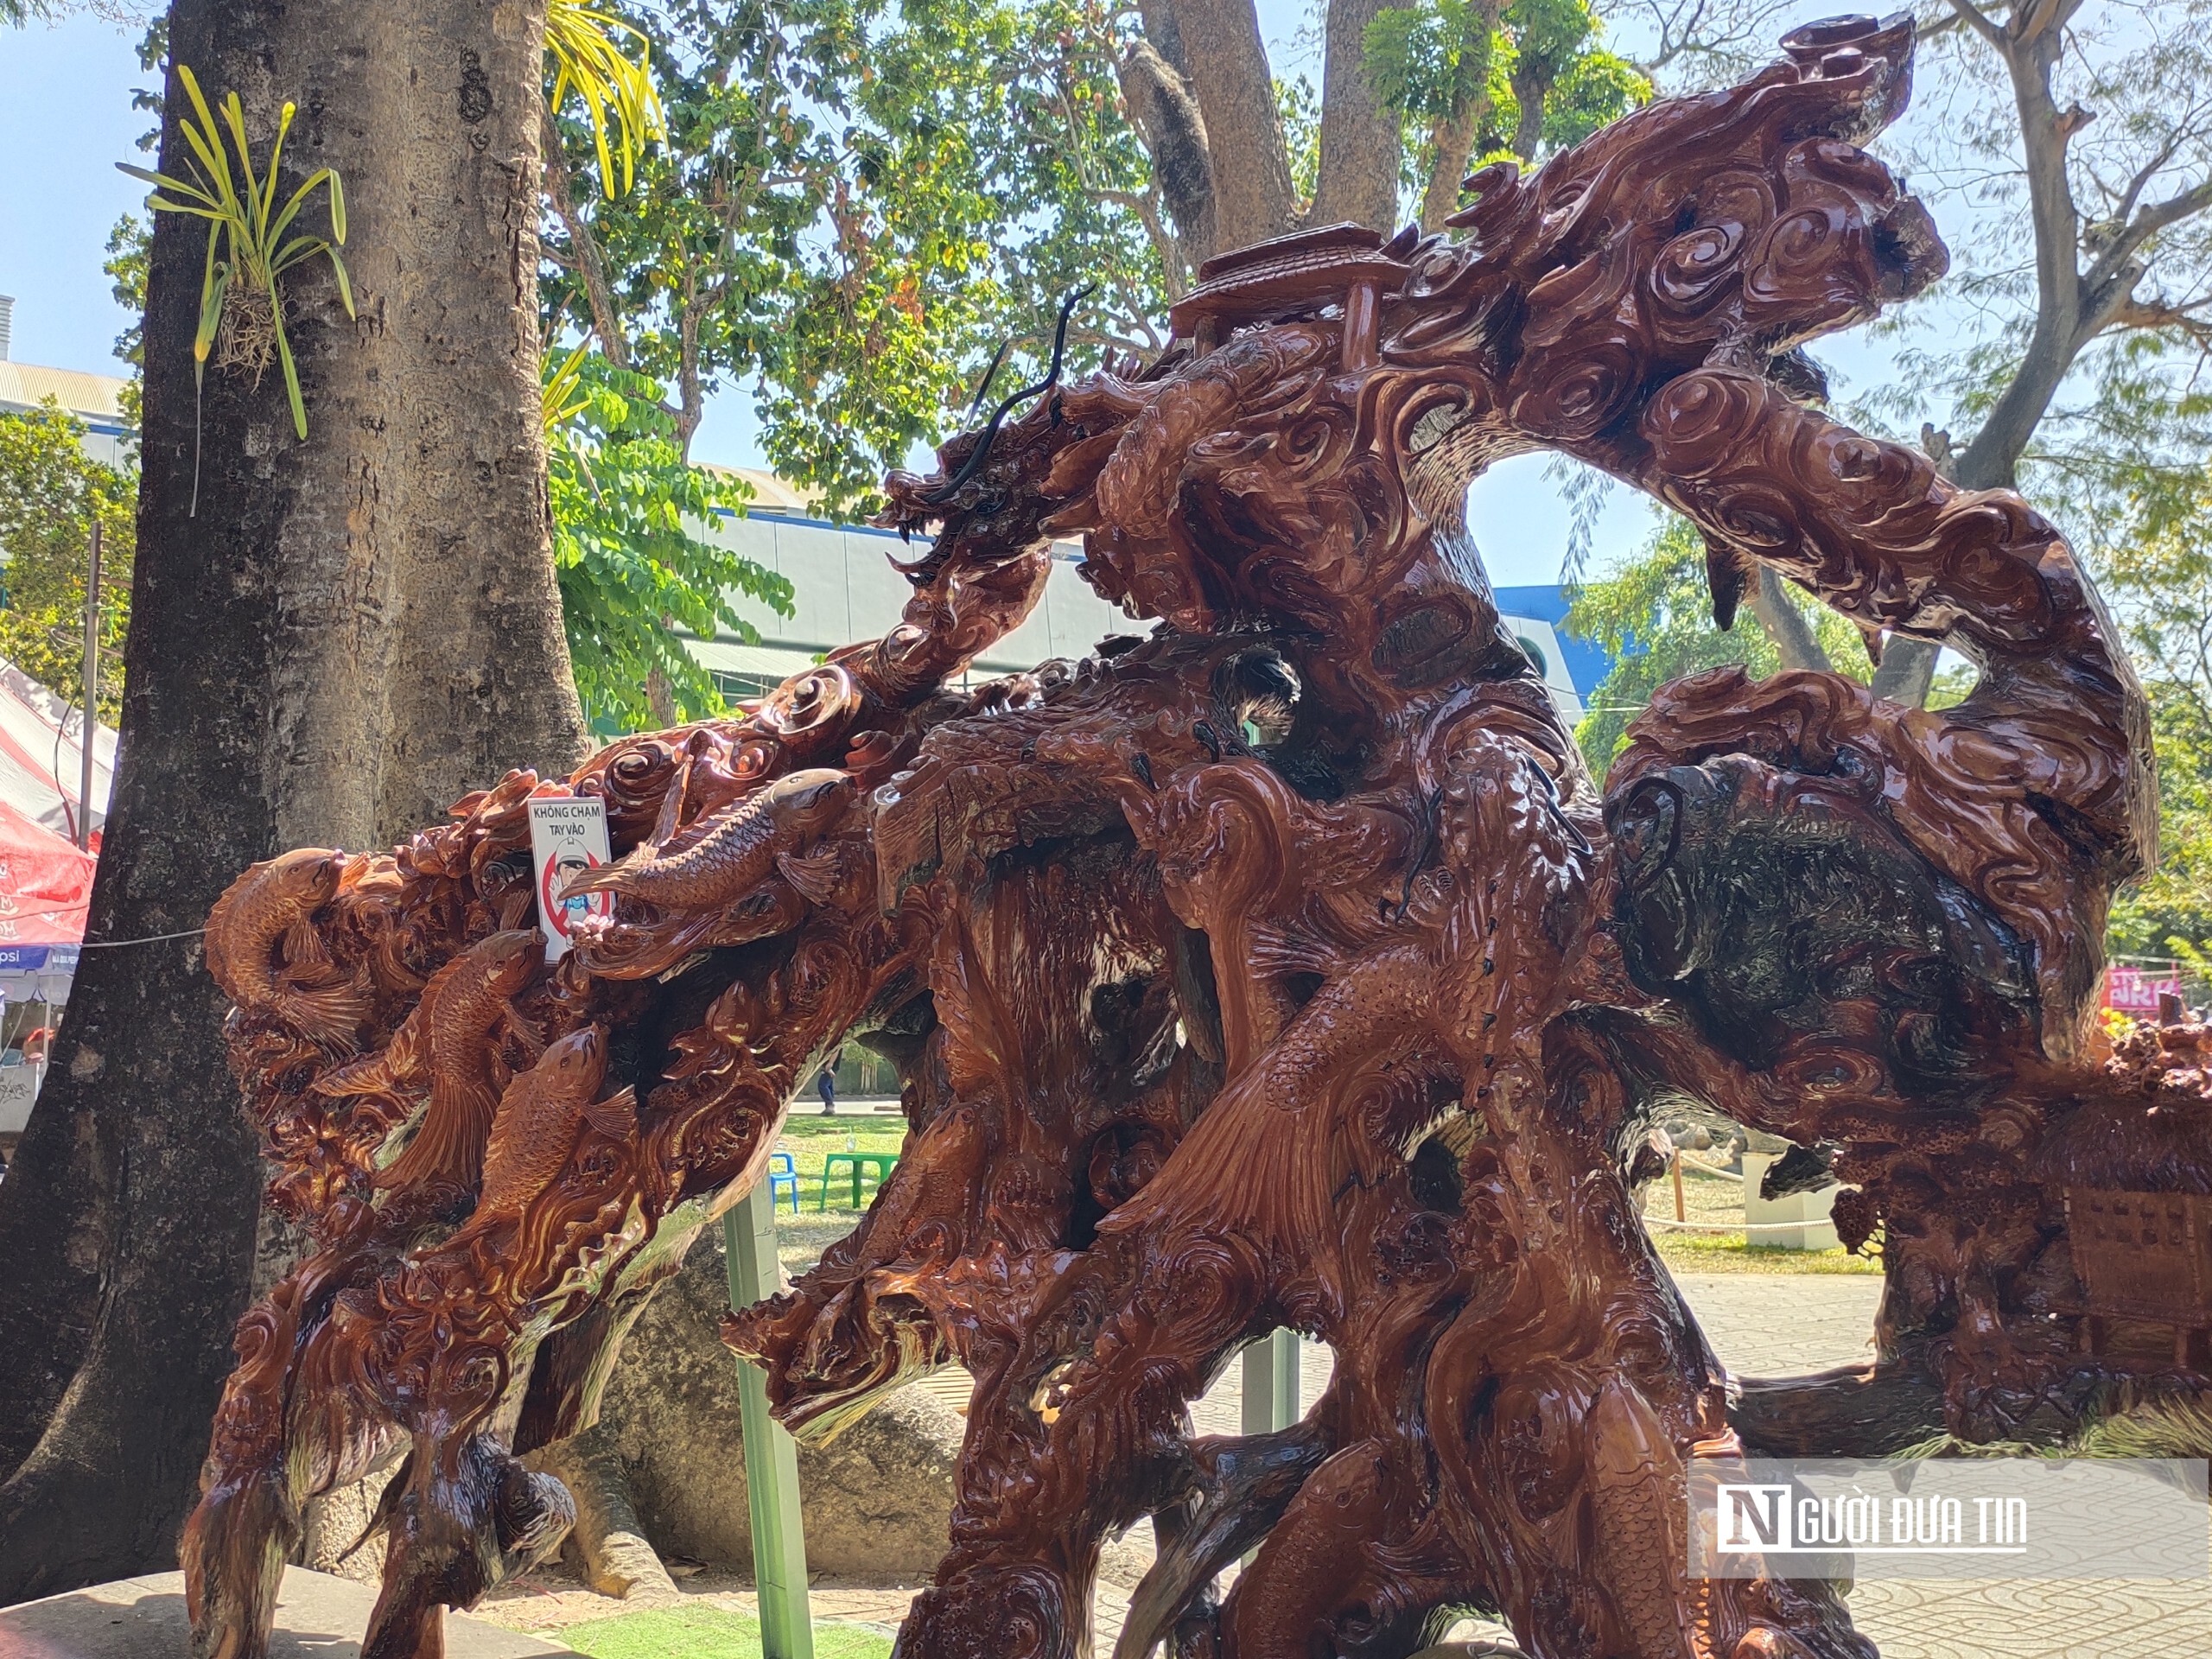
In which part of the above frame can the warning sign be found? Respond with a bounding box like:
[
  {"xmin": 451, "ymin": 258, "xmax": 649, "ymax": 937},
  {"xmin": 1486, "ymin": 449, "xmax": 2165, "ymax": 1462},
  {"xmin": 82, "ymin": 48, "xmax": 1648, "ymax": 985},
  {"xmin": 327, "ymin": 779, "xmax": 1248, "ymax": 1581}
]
[{"xmin": 528, "ymin": 796, "xmax": 614, "ymax": 961}]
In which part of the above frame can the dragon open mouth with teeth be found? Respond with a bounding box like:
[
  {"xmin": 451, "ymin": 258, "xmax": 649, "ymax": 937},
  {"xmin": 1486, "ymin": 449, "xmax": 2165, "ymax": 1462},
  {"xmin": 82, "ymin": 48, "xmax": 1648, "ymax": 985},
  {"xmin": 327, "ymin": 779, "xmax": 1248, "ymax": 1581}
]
[{"xmin": 183, "ymin": 18, "xmax": 2206, "ymax": 1659}]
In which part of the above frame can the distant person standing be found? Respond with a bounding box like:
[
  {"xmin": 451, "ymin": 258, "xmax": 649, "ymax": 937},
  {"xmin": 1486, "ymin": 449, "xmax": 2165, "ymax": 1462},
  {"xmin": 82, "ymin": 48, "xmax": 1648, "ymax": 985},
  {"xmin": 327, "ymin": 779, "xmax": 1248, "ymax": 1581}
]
[{"xmin": 817, "ymin": 1052, "xmax": 841, "ymax": 1115}]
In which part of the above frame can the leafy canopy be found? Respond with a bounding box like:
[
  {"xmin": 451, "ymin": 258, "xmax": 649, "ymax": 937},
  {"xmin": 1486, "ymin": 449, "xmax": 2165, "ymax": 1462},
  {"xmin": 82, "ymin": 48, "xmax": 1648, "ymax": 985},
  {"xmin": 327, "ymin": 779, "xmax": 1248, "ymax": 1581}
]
[
  {"xmin": 2100, "ymin": 472, "xmax": 2212, "ymax": 959},
  {"xmin": 0, "ymin": 404, "xmax": 134, "ymax": 727},
  {"xmin": 549, "ymin": 354, "xmax": 792, "ymax": 732},
  {"xmin": 1369, "ymin": 0, "xmax": 1651, "ymax": 207},
  {"xmin": 1565, "ymin": 516, "xmax": 1875, "ymax": 778},
  {"xmin": 543, "ymin": 0, "xmax": 1172, "ymax": 514}
]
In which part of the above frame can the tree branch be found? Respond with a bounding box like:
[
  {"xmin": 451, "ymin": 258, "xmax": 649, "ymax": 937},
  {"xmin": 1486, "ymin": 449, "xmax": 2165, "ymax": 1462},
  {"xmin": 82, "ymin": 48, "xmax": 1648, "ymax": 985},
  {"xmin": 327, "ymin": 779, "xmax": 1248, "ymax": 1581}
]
[
  {"xmin": 2113, "ymin": 175, "xmax": 2212, "ymax": 267},
  {"xmin": 2099, "ymin": 128, "xmax": 2189, "ymax": 233},
  {"xmin": 542, "ymin": 107, "xmax": 632, "ymax": 370},
  {"xmin": 2107, "ymin": 295, "xmax": 2212, "ymax": 346},
  {"xmin": 1165, "ymin": 0, "xmax": 1299, "ymax": 246},
  {"xmin": 1748, "ymin": 566, "xmax": 1834, "ymax": 674},
  {"xmin": 1945, "ymin": 0, "xmax": 2087, "ymax": 493},
  {"xmin": 1939, "ymin": 0, "xmax": 2005, "ymax": 49},
  {"xmin": 1418, "ymin": 0, "xmax": 1504, "ymax": 230},
  {"xmin": 1118, "ymin": 36, "xmax": 1212, "ymax": 276},
  {"xmin": 675, "ymin": 258, "xmax": 704, "ymax": 463}
]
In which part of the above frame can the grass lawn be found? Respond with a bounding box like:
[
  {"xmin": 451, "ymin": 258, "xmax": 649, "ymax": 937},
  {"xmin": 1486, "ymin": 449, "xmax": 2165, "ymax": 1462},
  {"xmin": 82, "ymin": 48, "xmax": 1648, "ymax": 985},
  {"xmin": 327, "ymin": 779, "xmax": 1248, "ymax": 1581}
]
[
  {"xmin": 772, "ymin": 1111, "xmax": 907, "ymax": 1213},
  {"xmin": 1639, "ymin": 1153, "xmax": 1881, "ymax": 1276},
  {"xmin": 1649, "ymin": 1230, "xmax": 1881, "ymax": 1275},
  {"xmin": 558, "ymin": 1605, "xmax": 892, "ymax": 1659}
]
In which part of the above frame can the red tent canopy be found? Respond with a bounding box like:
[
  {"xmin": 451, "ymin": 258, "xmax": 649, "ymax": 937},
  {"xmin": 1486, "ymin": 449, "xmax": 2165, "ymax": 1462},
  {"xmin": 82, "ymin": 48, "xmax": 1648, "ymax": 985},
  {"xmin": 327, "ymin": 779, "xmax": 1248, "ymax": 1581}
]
[
  {"xmin": 0, "ymin": 658, "xmax": 112, "ymax": 959},
  {"xmin": 0, "ymin": 796, "xmax": 93, "ymax": 947}
]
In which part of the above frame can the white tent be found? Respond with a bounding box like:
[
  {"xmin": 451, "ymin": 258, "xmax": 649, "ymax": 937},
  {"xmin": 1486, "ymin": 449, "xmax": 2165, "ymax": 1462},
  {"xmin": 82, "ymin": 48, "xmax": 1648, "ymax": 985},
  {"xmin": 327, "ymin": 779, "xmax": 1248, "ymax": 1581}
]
[
  {"xmin": 0, "ymin": 658, "xmax": 113, "ymax": 845},
  {"xmin": 0, "ymin": 661, "xmax": 111, "ymax": 1134}
]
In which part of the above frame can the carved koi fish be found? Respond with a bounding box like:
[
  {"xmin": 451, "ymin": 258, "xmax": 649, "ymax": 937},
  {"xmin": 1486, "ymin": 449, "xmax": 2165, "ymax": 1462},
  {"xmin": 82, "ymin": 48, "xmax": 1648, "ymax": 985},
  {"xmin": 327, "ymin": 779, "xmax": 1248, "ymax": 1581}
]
[
  {"xmin": 467, "ymin": 1027, "xmax": 637, "ymax": 1227},
  {"xmin": 560, "ymin": 768, "xmax": 856, "ymax": 912},
  {"xmin": 315, "ymin": 931, "xmax": 541, "ymax": 1192},
  {"xmin": 205, "ymin": 848, "xmax": 363, "ymax": 1052},
  {"xmin": 1588, "ymin": 1378, "xmax": 1706, "ymax": 1659}
]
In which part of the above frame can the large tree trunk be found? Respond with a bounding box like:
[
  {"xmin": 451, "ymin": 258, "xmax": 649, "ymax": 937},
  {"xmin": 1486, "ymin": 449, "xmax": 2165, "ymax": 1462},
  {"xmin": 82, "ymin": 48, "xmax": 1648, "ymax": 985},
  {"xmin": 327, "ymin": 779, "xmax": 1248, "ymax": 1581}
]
[
  {"xmin": 1311, "ymin": 0, "xmax": 1414, "ymax": 232},
  {"xmin": 1420, "ymin": 101, "xmax": 1484, "ymax": 231},
  {"xmin": 1167, "ymin": 0, "xmax": 1300, "ymax": 248},
  {"xmin": 0, "ymin": 0, "xmax": 584, "ymax": 1599},
  {"xmin": 1122, "ymin": 0, "xmax": 1424, "ymax": 263},
  {"xmin": 1121, "ymin": 37, "xmax": 1217, "ymax": 268},
  {"xmin": 1510, "ymin": 62, "xmax": 1552, "ymax": 162},
  {"xmin": 1748, "ymin": 567, "xmax": 1833, "ymax": 674}
]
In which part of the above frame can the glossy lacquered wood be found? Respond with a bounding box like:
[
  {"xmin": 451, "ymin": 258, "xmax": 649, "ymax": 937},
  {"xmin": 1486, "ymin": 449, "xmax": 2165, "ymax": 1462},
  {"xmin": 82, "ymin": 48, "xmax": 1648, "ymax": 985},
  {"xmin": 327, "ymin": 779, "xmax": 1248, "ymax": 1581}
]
[{"xmin": 182, "ymin": 19, "xmax": 2202, "ymax": 1659}]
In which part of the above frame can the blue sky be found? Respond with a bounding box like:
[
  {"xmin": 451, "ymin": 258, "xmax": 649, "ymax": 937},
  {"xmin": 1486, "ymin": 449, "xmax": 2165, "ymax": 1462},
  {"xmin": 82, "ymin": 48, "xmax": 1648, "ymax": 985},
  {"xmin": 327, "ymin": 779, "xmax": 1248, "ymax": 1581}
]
[
  {"xmin": 0, "ymin": 19, "xmax": 149, "ymax": 376},
  {"xmin": 0, "ymin": 3, "xmax": 1923, "ymax": 589}
]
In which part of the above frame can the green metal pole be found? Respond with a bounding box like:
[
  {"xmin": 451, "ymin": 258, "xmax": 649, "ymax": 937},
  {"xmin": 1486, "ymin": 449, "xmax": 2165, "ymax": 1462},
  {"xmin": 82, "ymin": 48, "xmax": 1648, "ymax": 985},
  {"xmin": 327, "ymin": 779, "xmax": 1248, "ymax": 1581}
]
[
  {"xmin": 725, "ymin": 1180, "xmax": 815, "ymax": 1659},
  {"xmin": 1239, "ymin": 1329, "xmax": 1300, "ymax": 1567},
  {"xmin": 1242, "ymin": 1327, "xmax": 1300, "ymax": 1433}
]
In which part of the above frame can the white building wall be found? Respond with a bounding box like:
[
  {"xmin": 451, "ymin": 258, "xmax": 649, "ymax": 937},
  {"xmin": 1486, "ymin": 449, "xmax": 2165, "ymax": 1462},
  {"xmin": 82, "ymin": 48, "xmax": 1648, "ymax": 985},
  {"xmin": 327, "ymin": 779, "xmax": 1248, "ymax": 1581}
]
[
  {"xmin": 683, "ymin": 507, "xmax": 1584, "ymax": 722},
  {"xmin": 682, "ymin": 510, "xmax": 1130, "ymax": 691}
]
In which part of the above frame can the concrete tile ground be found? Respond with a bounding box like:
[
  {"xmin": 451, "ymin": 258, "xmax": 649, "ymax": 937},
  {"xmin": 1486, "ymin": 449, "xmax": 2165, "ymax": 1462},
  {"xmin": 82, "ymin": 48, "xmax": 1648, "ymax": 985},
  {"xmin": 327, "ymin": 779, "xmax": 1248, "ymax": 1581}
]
[
  {"xmin": 467, "ymin": 1274, "xmax": 2209, "ymax": 1658},
  {"xmin": 1686, "ymin": 1276, "xmax": 2212, "ymax": 1659},
  {"xmin": 0, "ymin": 1567, "xmax": 563, "ymax": 1659}
]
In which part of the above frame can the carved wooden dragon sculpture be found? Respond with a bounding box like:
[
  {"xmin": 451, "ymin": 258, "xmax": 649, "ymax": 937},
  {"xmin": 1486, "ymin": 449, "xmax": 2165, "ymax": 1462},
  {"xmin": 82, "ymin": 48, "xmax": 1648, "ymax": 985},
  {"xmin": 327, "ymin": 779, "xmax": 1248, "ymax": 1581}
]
[{"xmin": 185, "ymin": 19, "xmax": 2201, "ymax": 1659}]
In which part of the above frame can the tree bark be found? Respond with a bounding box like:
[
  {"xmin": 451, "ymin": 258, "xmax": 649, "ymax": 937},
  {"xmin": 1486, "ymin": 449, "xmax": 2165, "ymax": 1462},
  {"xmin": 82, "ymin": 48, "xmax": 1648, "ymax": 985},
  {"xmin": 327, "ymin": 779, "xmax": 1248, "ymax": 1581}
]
[
  {"xmin": 0, "ymin": 0, "xmax": 586, "ymax": 1599},
  {"xmin": 1867, "ymin": 635, "xmax": 1939, "ymax": 705},
  {"xmin": 1121, "ymin": 37, "xmax": 1217, "ymax": 266},
  {"xmin": 1747, "ymin": 567, "xmax": 1833, "ymax": 674},
  {"xmin": 533, "ymin": 1426, "xmax": 680, "ymax": 1601},
  {"xmin": 543, "ymin": 106, "xmax": 632, "ymax": 370},
  {"xmin": 1873, "ymin": 0, "xmax": 2092, "ymax": 706},
  {"xmin": 1420, "ymin": 101, "xmax": 1484, "ymax": 231},
  {"xmin": 676, "ymin": 271, "xmax": 706, "ymax": 462},
  {"xmin": 1510, "ymin": 61, "xmax": 1552, "ymax": 162},
  {"xmin": 363, "ymin": 6, "xmax": 588, "ymax": 836},
  {"xmin": 1310, "ymin": 0, "xmax": 1414, "ymax": 232},
  {"xmin": 1944, "ymin": 0, "xmax": 2085, "ymax": 494},
  {"xmin": 1414, "ymin": 0, "xmax": 1502, "ymax": 232},
  {"xmin": 1168, "ymin": 0, "xmax": 1300, "ymax": 249}
]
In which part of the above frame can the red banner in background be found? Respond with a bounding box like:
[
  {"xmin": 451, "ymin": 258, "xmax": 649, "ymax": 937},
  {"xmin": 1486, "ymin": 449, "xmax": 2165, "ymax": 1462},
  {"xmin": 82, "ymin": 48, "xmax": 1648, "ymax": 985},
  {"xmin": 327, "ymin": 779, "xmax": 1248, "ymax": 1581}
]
[{"xmin": 2107, "ymin": 963, "xmax": 2184, "ymax": 1013}]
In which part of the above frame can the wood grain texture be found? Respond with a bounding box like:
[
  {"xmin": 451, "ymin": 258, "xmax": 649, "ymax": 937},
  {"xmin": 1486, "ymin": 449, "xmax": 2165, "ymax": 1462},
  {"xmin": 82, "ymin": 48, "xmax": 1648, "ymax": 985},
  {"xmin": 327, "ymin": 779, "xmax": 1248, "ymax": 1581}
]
[{"xmin": 184, "ymin": 21, "xmax": 2209, "ymax": 1659}]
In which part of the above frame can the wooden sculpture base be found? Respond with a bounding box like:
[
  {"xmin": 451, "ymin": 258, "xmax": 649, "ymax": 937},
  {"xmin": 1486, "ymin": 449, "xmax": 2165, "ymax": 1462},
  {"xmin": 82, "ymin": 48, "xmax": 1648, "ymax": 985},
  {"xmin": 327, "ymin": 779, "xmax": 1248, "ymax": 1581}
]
[{"xmin": 183, "ymin": 18, "xmax": 2207, "ymax": 1659}]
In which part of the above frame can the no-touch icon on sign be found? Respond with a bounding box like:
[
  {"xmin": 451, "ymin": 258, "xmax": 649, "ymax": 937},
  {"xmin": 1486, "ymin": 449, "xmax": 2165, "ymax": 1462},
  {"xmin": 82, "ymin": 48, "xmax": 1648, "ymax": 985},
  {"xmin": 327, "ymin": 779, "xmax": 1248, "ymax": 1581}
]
[{"xmin": 527, "ymin": 796, "xmax": 614, "ymax": 961}]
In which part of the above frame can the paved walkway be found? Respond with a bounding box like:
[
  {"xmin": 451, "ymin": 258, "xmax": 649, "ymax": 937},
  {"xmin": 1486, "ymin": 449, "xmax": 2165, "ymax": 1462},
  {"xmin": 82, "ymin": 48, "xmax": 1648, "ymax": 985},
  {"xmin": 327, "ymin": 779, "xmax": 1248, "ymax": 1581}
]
[
  {"xmin": 1676, "ymin": 1269, "xmax": 1884, "ymax": 1373},
  {"xmin": 470, "ymin": 1273, "xmax": 2206, "ymax": 1658},
  {"xmin": 0, "ymin": 1567, "xmax": 563, "ymax": 1659}
]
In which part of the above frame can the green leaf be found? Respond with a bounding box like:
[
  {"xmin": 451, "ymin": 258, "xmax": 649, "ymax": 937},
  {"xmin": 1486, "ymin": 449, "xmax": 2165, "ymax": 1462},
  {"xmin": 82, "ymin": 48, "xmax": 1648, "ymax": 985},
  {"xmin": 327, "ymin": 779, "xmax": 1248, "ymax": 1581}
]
[
  {"xmin": 144, "ymin": 64, "xmax": 352, "ymax": 437},
  {"xmin": 272, "ymin": 289, "xmax": 307, "ymax": 439},
  {"xmin": 194, "ymin": 254, "xmax": 227, "ymax": 365},
  {"xmin": 326, "ymin": 246, "xmax": 354, "ymax": 318},
  {"xmin": 547, "ymin": 352, "xmax": 791, "ymax": 727},
  {"xmin": 0, "ymin": 402, "xmax": 141, "ymax": 726}
]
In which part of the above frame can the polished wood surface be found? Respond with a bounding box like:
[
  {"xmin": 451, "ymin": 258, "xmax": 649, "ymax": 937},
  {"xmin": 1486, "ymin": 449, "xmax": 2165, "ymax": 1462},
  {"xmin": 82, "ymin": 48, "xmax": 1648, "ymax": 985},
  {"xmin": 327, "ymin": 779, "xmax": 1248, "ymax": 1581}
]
[{"xmin": 183, "ymin": 19, "xmax": 2203, "ymax": 1659}]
